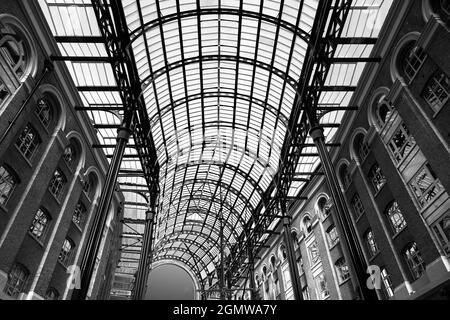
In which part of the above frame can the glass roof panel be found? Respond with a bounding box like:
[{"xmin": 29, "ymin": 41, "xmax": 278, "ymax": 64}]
[{"xmin": 38, "ymin": 0, "xmax": 394, "ymax": 295}]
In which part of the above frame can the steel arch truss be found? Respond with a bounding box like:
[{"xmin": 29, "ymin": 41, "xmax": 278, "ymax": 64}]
[{"xmin": 38, "ymin": 0, "xmax": 394, "ymax": 298}]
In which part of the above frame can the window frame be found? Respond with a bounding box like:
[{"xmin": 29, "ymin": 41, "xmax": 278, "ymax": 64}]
[
  {"xmin": 0, "ymin": 165, "xmax": 17, "ymax": 206},
  {"xmin": 388, "ymin": 123, "xmax": 416, "ymax": 164},
  {"xmin": 315, "ymin": 272, "xmax": 330, "ymax": 300},
  {"xmin": 15, "ymin": 124, "xmax": 41, "ymax": 161},
  {"xmin": 421, "ymin": 71, "xmax": 450, "ymax": 113},
  {"xmin": 3, "ymin": 263, "xmax": 29, "ymax": 298},
  {"xmin": 365, "ymin": 229, "xmax": 379, "ymax": 258},
  {"xmin": 403, "ymin": 242, "xmax": 426, "ymax": 280},
  {"xmin": 29, "ymin": 207, "xmax": 51, "ymax": 242},
  {"xmin": 432, "ymin": 211, "xmax": 450, "ymax": 256},
  {"xmin": 326, "ymin": 225, "xmax": 340, "ymax": 248},
  {"xmin": 48, "ymin": 168, "xmax": 66, "ymax": 201},
  {"xmin": 58, "ymin": 237, "xmax": 75, "ymax": 267},
  {"xmin": 403, "ymin": 45, "xmax": 427, "ymax": 83},
  {"xmin": 386, "ymin": 201, "xmax": 407, "ymax": 235},
  {"xmin": 409, "ymin": 163, "xmax": 444, "ymax": 209},
  {"xmin": 351, "ymin": 193, "xmax": 365, "ymax": 220},
  {"xmin": 380, "ymin": 267, "xmax": 395, "ymax": 298},
  {"xmin": 335, "ymin": 258, "xmax": 351, "ymax": 284},
  {"xmin": 368, "ymin": 163, "xmax": 387, "ymax": 193},
  {"xmin": 35, "ymin": 98, "xmax": 52, "ymax": 129}
]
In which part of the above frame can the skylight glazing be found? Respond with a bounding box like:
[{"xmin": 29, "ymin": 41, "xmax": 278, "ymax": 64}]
[{"xmin": 38, "ymin": 0, "xmax": 393, "ymax": 297}]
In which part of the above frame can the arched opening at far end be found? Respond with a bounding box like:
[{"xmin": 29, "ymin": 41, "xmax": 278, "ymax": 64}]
[{"xmin": 145, "ymin": 263, "xmax": 197, "ymax": 300}]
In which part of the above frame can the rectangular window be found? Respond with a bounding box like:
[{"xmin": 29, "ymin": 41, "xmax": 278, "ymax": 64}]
[
  {"xmin": 335, "ymin": 258, "xmax": 351, "ymax": 283},
  {"xmin": 351, "ymin": 194, "xmax": 365, "ymax": 219},
  {"xmin": 404, "ymin": 242, "xmax": 426, "ymax": 280},
  {"xmin": 422, "ymin": 71, "xmax": 450, "ymax": 112},
  {"xmin": 326, "ymin": 225, "xmax": 340, "ymax": 248},
  {"xmin": 29, "ymin": 208, "xmax": 51, "ymax": 241},
  {"xmin": 388, "ymin": 123, "xmax": 416, "ymax": 163},
  {"xmin": 49, "ymin": 169, "xmax": 66, "ymax": 200},
  {"xmin": 58, "ymin": 238, "xmax": 75, "ymax": 267},
  {"xmin": 432, "ymin": 212, "xmax": 450, "ymax": 255},
  {"xmin": 15, "ymin": 124, "xmax": 41, "ymax": 160},
  {"xmin": 409, "ymin": 164, "xmax": 444, "ymax": 208},
  {"xmin": 315, "ymin": 272, "xmax": 329, "ymax": 300},
  {"xmin": 3, "ymin": 264, "xmax": 29, "ymax": 298},
  {"xmin": 308, "ymin": 241, "xmax": 321, "ymax": 266},
  {"xmin": 369, "ymin": 164, "xmax": 387, "ymax": 193},
  {"xmin": 381, "ymin": 267, "xmax": 394, "ymax": 298}
]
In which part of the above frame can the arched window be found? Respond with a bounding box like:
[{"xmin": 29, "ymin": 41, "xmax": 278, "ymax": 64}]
[
  {"xmin": 353, "ymin": 134, "xmax": 370, "ymax": 162},
  {"xmin": 29, "ymin": 208, "xmax": 51, "ymax": 241},
  {"xmin": 58, "ymin": 237, "xmax": 75, "ymax": 267},
  {"xmin": 270, "ymin": 255, "xmax": 277, "ymax": 270},
  {"xmin": 386, "ymin": 201, "xmax": 407, "ymax": 234},
  {"xmin": 339, "ymin": 164, "xmax": 351, "ymax": 190},
  {"xmin": 291, "ymin": 230, "xmax": 300, "ymax": 253},
  {"xmin": 403, "ymin": 44, "xmax": 427, "ymax": 82},
  {"xmin": 0, "ymin": 22, "xmax": 26, "ymax": 79},
  {"xmin": 63, "ymin": 144, "xmax": 76, "ymax": 166},
  {"xmin": 72, "ymin": 201, "xmax": 87, "ymax": 229},
  {"xmin": 280, "ymin": 244, "xmax": 287, "ymax": 262},
  {"xmin": 335, "ymin": 258, "xmax": 350, "ymax": 284},
  {"xmin": 302, "ymin": 216, "xmax": 312, "ymax": 234},
  {"xmin": 35, "ymin": 98, "xmax": 53, "ymax": 128},
  {"xmin": 364, "ymin": 229, "xmax": 378, "ymax": 257},
  {"xmin": 45, "ymin": 287, "xmax": 59, "ymax": 300},
  {"xmin": 83, "ymin": 172, "xmax": 98, "ymax": 199},
  {"xmin": 0, "ymin": 165, "xmax": 18, "ymax": 206},
  {"xmin": 403, "ymin": 242, "xmax": 426, "ymax": 280},
  {"xmin": 368, "ymin": 163, "xmax": 386, "ymax": 192},
  {"xmin": 376, "ymin": 101, "xmax": 393, "ymax": 127},
  {"xmin": 317, "ymin": 196, "xmax": 331, "ymax": 219},
  {"xmin": 3, "ymin": 263, "xmax": 29, "ymax": 298}
]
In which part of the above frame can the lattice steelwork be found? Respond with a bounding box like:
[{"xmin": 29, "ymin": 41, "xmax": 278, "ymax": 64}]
[{"xmin": 38, "ymin": 0, "xmax": 393, "ymax": 299}]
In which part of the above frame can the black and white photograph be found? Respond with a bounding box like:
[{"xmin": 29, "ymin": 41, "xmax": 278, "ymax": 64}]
[{"xmin": 0, "ymin": 0, "xmax": 449, "ymax": 316}]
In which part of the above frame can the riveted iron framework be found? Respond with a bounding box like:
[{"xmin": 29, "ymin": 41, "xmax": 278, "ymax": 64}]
[{"xmin": 38, "ymin": 0, "xmax": 393, "ymax": 300}]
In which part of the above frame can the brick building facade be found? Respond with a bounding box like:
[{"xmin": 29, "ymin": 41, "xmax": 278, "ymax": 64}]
[
  {"xmin": 0, "ymin": 0, "xmax": 123, "ymax": 300},
  {"xmin": 242, "ymin": 0, "xmax": 450, "ymax": 301}
]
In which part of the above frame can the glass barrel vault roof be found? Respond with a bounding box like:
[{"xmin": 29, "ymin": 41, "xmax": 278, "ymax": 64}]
[{"xmin": 38, "ymin": 0, "xmax": 393, "ymax": 298}]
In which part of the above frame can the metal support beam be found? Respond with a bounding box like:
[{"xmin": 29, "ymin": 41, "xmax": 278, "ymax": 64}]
[
  {"xmin": 280, "ymin": 201, "xmax": 303, "ymax": 301},
  {"xmin": 308, "ymin": 125, "xmax": 377, "ymax": 300},
  {"xmin": 72, "ymin": 121, "xmax": 133, "ymax": 300},
  {"xmin": 247, "ymin": 243, "xmax": 256, "ymax": 300},
  {"xmin": 133, "ymin": 208, "xmax": 155, "ymax": 300}
]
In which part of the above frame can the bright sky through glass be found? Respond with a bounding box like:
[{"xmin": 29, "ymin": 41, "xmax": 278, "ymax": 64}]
[{"xmin": 38, "ymin": 0, "xmax": 393, "ymax": 299}]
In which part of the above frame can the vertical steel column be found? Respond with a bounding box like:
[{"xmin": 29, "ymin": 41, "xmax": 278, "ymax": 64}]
[
  {"xmin": 247, "ymin": 243, "xmax": 256, "ymax": 300},
  {"xmin": 280, "ymin": 200, "xmax": 303, "ymax": 301},
  {"xmin": 72, "ymin": 118, "xmax": 133, "ymax": 300},
  {"xmin": 133, "ymin": 208, "xmax": 155, "ymax": 300},
  {"xmin": 219, "ymin": 213, "xmax": 225, "ymax": 300},
  {"xmin": 309, "ymin": 125, "xmax": 377, "ymax": 300}
]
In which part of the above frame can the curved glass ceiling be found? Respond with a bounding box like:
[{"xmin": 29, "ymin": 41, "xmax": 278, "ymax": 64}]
[{"xmin": 38, "ymin": 0, "xmax": 393, "ymax": 299}]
